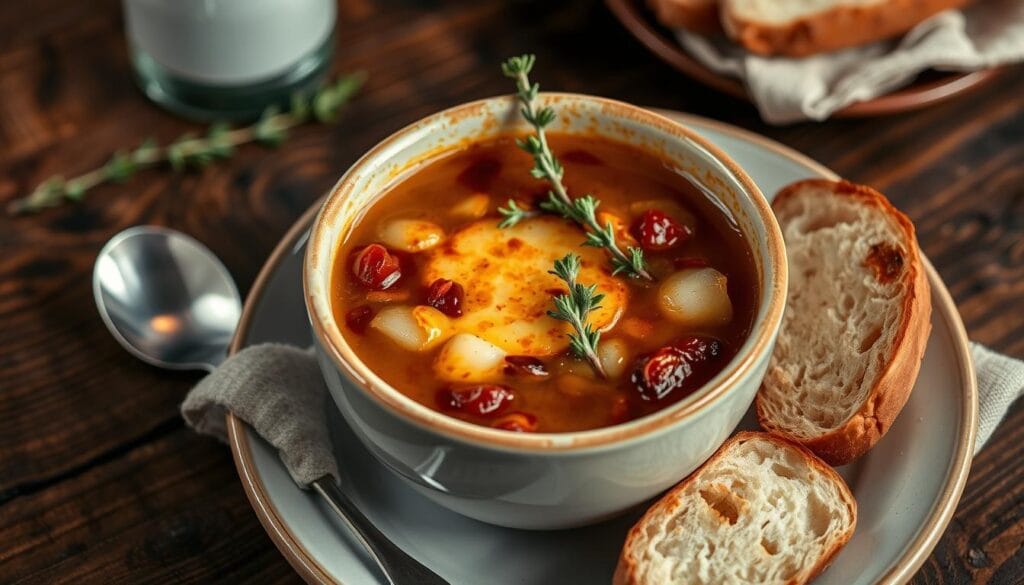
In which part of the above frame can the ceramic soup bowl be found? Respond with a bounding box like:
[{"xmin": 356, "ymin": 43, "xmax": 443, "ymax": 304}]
[{"xmin": 304, "ymin": 94, "xmax": 787, "ymax": 529}]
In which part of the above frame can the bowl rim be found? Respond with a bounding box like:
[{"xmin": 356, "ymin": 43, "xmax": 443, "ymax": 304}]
[{"xmin": 303, "ymin": 93, "xmax": 788, "ymax": 453}]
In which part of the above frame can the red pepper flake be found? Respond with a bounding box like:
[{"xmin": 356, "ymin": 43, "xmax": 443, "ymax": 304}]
[
  {"xmin": 344, "ymin": 305, "xmax": 375, "ymax": 334},
  {"xmin": 673, "ymin": 257, "xmax": 710, "ymax": 269},
  {"xmin": 503, "ymin": 355, "xmax": 549, "ymax": 377},
  {"xmin": 493, "ymin": 412, "xmax": 538, "ymax": 432},
  {"xmin": 425, "ymin": 278, "xmax": 465, "ymax": 317},
  {"xmin": 609, "ymin": 395, "xmax": 631, "ymax": 425}
]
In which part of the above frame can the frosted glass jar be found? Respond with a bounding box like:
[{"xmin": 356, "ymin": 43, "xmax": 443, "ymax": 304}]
[{"xmin": 123, "ymin": 0, "xmax": 335, "ymax": 120}]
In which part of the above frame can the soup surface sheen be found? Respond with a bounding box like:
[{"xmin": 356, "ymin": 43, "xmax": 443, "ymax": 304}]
[{"xmin": 331, "ymin": 133, "xmax": 758, "ymax": 433}]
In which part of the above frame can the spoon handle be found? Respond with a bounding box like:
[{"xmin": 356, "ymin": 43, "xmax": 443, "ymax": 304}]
[{"xmin": 311, "ymin": 477, "xmax": 451, "ymax": 585}]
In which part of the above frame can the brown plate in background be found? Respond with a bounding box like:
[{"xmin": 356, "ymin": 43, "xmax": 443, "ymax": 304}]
[{"xmin": 605, "ymin": 0, "xmax": 1001, "ymax": 118}]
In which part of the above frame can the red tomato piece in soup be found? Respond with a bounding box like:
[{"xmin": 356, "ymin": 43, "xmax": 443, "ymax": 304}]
[
  {"xmin": 426, "ymin": 278, "xmax": 465, "ymax": 317},
  {"xmin": 351, "ymin": 243, "xmax": 402, "ymax": 290},
  {"xmin": 437, "ymin": 385, "xmax": 516, "ymax": 417},
  {"xmin": 632, "ymin": 209, "xmax": 691, "ymax": 251},
  {"xmin": 344, "ymin": 305, "xmax": 375, "ymax": 334},
  {"xmin": 631, "ymin": 336, "xmax": 722, "ymax": 402}
]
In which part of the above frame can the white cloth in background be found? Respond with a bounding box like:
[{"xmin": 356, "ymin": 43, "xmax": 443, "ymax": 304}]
[{"xmin": 676, "ymin": 0, "xmax": 1024, "ymax": 123}]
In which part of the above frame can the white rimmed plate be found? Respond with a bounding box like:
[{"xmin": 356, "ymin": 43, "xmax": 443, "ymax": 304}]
[{"xmin": 226, "ymin": 111, "xmax": 977, "ymax": 585}]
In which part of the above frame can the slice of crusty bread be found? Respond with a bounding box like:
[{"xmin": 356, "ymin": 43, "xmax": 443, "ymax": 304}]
[
  {"xmin": 649, "ymin": 0, "xmax": 724, "ymax": 35},
  {"xmin": 758, "ymin": 179, "xmax": 931, "ymax": 466},
  {"xmin": 720, "ymin": 0, "xmax": 974, "ymax": 56},
  {"xmin": 615, "ymin": 432, "xmax": 856, "ymax": 585}
]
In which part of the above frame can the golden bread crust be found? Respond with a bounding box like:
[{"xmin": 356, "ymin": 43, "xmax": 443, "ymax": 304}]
[
  {"xmin": 649, "ymin": 0, "xmax": 724, "ymax": 35},
  {"xmin": 722, "ymin": 0, "xmax": 974, "ymax": 56},
  {"xmin": 614, "ymin": 431, "xmax": 857, "ymax": 585},
  {"xmin": 758, "ymin": 179, "xmax": 932, "ymax": 466}
]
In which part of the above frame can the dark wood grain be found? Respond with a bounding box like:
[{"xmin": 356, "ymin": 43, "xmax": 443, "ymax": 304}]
[{"xmin": 0, "ymin": 0, "xmax": 1021, "ymax": 582}]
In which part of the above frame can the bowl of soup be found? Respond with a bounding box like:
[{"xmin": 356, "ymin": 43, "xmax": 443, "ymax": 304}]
[{"xmin": 304, "ymin": 94, "xmax": 787, "ymax": 529}]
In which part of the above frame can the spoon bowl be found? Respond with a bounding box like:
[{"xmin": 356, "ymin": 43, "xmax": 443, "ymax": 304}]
[{"xmin": 93, "ymin": 226, "xmax": 242, "ymax": 372}]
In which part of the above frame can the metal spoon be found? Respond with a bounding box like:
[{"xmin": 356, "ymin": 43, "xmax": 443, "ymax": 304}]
[{"xmin": 94, "ymin": 225, "xmax": 449, "ymax": 585}]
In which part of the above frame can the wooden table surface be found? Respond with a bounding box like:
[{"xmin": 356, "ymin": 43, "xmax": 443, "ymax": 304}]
[{"xmin": 1, "ymin": 0, "xmax": 1022, "ymax": 582}]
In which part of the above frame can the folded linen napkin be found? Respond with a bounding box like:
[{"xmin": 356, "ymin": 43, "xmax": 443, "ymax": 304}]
[
  {"xmin": 675, "ymin": 0, "xmax": 1024, "ymax": 123},
  {"xmin": 972, "ymin": 343, "xmax": 1024, "ymax": 450},
  {"xmin": 182, "ymin": 344, "xmax": 337, "ymax": 485},
  {"xmin": 182, "ymin": 341, "xmax": 1022, "ymax": 486}
]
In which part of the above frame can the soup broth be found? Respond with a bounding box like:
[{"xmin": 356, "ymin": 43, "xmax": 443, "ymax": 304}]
[{"xmin": 331, "ymin": 133, "xmax": 758, "ymax": 433}]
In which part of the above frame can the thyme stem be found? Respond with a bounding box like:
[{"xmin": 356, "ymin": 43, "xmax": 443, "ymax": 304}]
[
  {"xmin": 8, "ymin": 73, "xmax": 365, "ymax": 215},
  {"xmin": 498, "ymin": 54, "xmax": 653, "ymax": 281},
  {"xmin": 547, "ymin": 253, "xmax": 607, "ymax": 378}
]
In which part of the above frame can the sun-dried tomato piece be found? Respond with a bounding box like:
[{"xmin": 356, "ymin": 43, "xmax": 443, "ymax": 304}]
[
  {"xmin": 631, "ymin": 209, "xmax": 691, "ymax": 252},
  {"xmin": 436, "ymin": 385, "xmax": 515, "ymax": 418},
  {"xmin": 631, "ymin": 337, "xmax": 722, "ymax": 402},
  {"xmin": 425, "ymin": 278, "xmax": 465, "ymax": 317},
  {"xmin": 351, "ymin": 243, "xmax": 402, "ymax": 290},
  {"xmin": 344, "ymin": 305, "xmax": 375, "ymax": 334}
]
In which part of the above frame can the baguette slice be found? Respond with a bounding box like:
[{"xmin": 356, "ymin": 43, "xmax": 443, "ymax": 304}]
[
  {"xmin": 758, "ymin": 179, "xmax": 931, "ymax": 466},
  {"xmin": 615, "ymin": 432, "xmax": 856, "ymax": 585},
  {"xmin": 649, "ymin": 0, "xmax": 724, "ymax": 35},
  {"xmin": 721, "ymin": 0, "xmax": 973, "ymax": 56}
]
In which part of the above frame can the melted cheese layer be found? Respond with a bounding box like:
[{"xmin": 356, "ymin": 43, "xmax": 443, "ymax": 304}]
[{"xmin": 424, "ymin": 217, "xmax": 628, "ymax": 356}]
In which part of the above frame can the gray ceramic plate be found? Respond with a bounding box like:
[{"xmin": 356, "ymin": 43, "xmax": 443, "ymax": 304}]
[{"xmin": 225, "ymin": 111, "xmax": 977, "ymax": 585}]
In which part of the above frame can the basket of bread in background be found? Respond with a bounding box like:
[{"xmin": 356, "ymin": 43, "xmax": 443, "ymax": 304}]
[
  {"xmin": 607, "ymin": 0, "xmax": 1024, "ymax": 122},
  {"xmin": 615, "ymin": 178, "xmax": 932, "ymax": 584}
]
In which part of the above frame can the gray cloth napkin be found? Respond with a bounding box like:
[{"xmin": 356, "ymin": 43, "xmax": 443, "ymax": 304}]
[
  {"xmin": 182, "ymin": 342, "xmax": 1023, "ymax": 486},
  {"xmin": 182, "ymin": 344, "xmax": 337, "ymax": 486},
  {"xmin": 675, "ymin": 0, "xmax": 1024, "ymax": 123}
]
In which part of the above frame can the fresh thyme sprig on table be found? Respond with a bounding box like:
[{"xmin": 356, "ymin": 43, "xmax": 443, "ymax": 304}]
[
  {"xmin": 7, "ymin": 73, "xmax": 365, "ymax": 215},
  {"xmin": 547, "ymin": 253, "xmax": 607, "ymax": 379},
  {"xmin": 497, "ymin": 54, "xmax": 653, "ymax": 281}
]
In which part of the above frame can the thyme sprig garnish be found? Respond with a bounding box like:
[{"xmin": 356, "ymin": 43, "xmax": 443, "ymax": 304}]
[
  {"xmin": 547, "ymin": 253, "xmax": 607, "ymax": 378},
  {"xmin": 497, "ymin": 55, "xmax": 652, "ymax": 281},
  {"xmin": 8, "ymin": 73, "xmax": 365, "ymax": 215},
  {"xmin": 496, "ymin": 199, "xmax": 539, "ymax": 229}
]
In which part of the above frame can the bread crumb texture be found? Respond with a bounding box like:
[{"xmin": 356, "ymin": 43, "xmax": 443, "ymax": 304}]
[
  {"xmin": 620, "ymin": 433, "xmax": 855, "ymax": 584},
  {"xmin": 760, "ymin": 184, "xmax": 911, "ymax": 437}
]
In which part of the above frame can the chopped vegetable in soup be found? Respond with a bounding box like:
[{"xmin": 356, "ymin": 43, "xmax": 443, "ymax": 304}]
[{"xmin": 331, "ymin": 133, "xmax": 758, "ymax": 433}]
